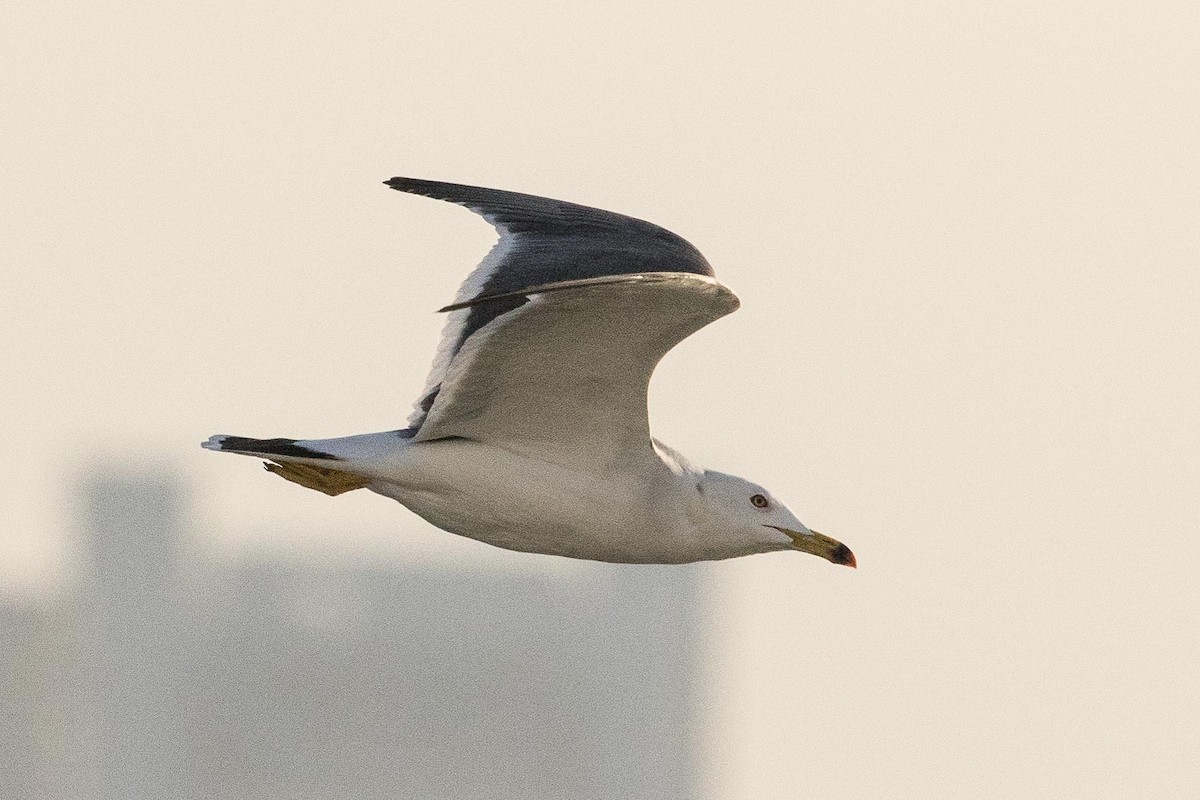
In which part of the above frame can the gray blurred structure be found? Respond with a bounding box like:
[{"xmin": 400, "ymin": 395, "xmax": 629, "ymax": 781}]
[{"xmin": 2, "ymin": 470, "xmax": 700, "ymax": 800}]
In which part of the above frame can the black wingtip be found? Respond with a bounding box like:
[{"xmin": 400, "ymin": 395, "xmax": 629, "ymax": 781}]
[{"xmin": 384, "ymin": 177, "xmax": 440, "ymax": 195}]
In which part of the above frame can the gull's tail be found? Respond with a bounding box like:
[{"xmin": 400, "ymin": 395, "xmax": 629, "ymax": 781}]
[
  {"xmin": 201, "ymin": 435, "xmax": 370, "ymax": 496},
  {"xmin": 202, "ymin": 434, "xmax": 340, "ymax": 460}
]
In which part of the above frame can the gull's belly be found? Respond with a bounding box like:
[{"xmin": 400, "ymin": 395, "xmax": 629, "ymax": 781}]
[{"xmin": 368, "ymin": 439, "xmax": 667, "ymax": 562}]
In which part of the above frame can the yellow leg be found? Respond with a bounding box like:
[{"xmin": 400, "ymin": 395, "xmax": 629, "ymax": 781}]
[{"xmin": 263, "ymin": 461, "xmax": 371, "ymax": 496}]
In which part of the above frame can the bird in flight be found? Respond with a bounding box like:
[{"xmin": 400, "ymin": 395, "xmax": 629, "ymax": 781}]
[{"xmin": 203, "ymin": 178, "xmax": 855, "ymax": 567}]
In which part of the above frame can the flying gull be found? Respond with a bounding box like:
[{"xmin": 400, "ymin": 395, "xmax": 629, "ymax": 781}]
[{"xmin": 203, "ymin": 178, "xmax": 855, "ymax": 567}]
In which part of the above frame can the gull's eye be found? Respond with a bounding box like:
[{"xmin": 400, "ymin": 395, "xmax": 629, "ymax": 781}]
[{"xmin": 750, "ymin": 493, "xmax": 769, "ymax": 509}]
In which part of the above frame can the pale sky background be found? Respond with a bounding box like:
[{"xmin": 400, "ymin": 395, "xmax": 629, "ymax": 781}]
[{"xmin": 3, "ymin": 2, "xmax": 1198, "ymax": 798}]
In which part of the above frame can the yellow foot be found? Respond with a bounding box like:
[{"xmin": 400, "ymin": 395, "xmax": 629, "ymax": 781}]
[{"xmin": 263, "ymin": 461, "xmax": 371, "ymax": 496}]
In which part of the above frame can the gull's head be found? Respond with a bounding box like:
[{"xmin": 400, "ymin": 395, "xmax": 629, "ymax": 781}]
[{"xmin": 693, "ymin": 471, "xmax": 856, "ymax": 567}]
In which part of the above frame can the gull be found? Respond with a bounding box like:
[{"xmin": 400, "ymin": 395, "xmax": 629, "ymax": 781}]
[{"xmin": 203, "ymin": 178, "xmax": 855, "ymax": 567}]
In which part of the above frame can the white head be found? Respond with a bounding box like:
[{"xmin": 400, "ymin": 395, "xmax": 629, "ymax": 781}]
[{"xmin": 693, "ymin": 470, "xmax": 856, "ymax": 567}]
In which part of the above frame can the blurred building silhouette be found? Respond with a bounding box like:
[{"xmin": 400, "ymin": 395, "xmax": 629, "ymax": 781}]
[{"xmin": 2, "ymin": 470, "xmax": 700, "ymax": 800}]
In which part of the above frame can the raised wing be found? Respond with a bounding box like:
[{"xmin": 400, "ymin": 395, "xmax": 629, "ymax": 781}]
[
  {"xmin": 413, "ymin": 272, "xmax": 739, "ymax": 472},
  {"xmin": 385, "ymin": 178, "xmax": 718, "ymax": 432}
]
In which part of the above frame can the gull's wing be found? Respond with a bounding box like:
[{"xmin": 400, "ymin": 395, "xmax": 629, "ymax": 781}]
[
  {"xmin": 386, "ymin": 178, "xmax": 738, "ymax": 471},
  {"xmin": 422, "ymin": 273, "xmax": 737, "ymax": 471}
]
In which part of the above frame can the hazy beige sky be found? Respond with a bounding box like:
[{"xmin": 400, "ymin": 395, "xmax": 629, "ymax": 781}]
[{"xmin": 3, "ymin": 2, "xmax": 1198, "ymax": 797}]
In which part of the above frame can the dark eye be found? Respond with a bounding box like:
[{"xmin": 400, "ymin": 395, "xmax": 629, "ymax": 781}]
[{"xmin": 750, "ymin": 493, "xmax": 769, "ymax": 509}]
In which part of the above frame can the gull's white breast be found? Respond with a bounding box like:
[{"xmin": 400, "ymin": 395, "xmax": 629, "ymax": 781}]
[{"xmin": 367, "ymin": 438, "xmax": 681, "ymax": 562}]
